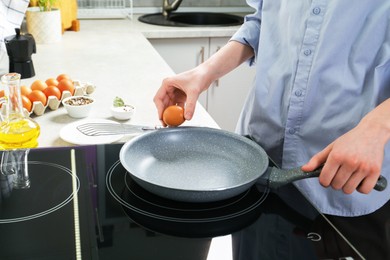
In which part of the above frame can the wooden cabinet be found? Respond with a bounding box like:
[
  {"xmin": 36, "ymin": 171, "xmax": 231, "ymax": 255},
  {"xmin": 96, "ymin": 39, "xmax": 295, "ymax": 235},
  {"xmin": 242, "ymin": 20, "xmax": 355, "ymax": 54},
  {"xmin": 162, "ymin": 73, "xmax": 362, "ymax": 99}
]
[{"xmin": 149, "ymin": 37, "xmax": 255, "ymax": 132}]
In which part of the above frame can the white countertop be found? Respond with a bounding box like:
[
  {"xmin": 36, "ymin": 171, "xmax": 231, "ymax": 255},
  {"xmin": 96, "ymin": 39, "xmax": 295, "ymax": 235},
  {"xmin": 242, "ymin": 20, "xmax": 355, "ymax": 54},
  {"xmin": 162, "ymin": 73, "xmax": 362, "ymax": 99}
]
[{"xmin": 22, "ymin": 19, "xmax": 221, "ymax": 148}]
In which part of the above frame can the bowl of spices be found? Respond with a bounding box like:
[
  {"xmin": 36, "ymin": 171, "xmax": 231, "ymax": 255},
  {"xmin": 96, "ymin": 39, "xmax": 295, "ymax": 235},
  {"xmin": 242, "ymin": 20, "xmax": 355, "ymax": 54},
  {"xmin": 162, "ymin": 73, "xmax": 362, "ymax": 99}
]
[
  {"xmin": 62, "ymin": 96, "xmax": 95, "ymax": 118},
  {"xmin": 110, "ymin": 96, "xmax": 135, "ymax": 121}
]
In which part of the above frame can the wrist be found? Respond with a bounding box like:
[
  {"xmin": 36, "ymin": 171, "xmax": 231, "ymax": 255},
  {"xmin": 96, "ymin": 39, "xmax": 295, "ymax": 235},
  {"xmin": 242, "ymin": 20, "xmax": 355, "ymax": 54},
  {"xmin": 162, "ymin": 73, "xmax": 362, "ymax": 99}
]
[
  {"xmin": 360, "ymin": 99, "xmax": 390, "ymax": 143},
  {"xmin": 192, "ymin": 64, "xmax": 216, "ymax": 90}
]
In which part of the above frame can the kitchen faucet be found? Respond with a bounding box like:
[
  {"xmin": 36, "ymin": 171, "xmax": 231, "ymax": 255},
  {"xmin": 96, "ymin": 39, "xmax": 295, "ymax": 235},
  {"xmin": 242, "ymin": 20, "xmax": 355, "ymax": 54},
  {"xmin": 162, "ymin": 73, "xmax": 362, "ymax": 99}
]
[{"xmin": 162, "ymin": 0, "xmax": 183, "ymax": 18}]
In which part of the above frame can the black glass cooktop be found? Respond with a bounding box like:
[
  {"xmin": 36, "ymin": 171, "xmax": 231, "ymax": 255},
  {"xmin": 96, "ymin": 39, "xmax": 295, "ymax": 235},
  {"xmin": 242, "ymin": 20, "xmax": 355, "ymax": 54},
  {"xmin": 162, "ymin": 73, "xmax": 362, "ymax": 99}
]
[{"xmin": 0, "ymin": 143, "xmax": 383, "ymax": 259}]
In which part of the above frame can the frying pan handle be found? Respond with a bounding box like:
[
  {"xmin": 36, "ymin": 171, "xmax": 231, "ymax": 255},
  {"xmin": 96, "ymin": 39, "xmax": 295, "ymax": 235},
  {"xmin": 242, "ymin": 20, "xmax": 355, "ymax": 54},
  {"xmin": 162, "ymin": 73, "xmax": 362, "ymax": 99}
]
[
  {"xmin": 263, "ymin": 167, "xmax": 321, "ymax": 189},
  {"xmin": 372, "ymin": 175, "xmax": 387, "ymax": 191},
  {"xmin": 264, "ymin": 166, "xmax": 387, "ymax": 191}
]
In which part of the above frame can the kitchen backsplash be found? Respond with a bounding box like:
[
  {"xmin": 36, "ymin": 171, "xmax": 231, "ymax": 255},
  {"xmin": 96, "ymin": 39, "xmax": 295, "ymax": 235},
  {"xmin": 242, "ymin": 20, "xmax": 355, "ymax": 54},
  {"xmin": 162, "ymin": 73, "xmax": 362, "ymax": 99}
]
[{"xmin": 133, "ymin": 0, "xmax": 248, "ymax": 7}]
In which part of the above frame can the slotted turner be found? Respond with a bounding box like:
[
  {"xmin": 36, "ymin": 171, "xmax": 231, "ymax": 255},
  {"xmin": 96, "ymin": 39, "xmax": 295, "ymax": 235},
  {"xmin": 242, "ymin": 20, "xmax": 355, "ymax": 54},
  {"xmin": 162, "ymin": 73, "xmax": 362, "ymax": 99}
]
[{"xmin": 76, "ymin": 122, "xmax": 159, "ymax": 136}]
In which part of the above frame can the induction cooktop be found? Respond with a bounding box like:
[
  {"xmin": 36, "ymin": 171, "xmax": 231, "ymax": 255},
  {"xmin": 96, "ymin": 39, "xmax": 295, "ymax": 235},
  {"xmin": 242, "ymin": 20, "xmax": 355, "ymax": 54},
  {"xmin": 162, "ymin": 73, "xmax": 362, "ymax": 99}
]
[{"xmin": 0, "ymin": 143, "xmax": 380, "ymax": 259}]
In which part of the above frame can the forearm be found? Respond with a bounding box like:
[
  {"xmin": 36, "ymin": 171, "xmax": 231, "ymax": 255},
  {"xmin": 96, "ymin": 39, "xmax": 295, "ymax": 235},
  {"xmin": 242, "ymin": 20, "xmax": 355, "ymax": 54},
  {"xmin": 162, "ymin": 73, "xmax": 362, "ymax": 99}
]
[
  {"xmin": 359, "ymin": 97, "xmax": 390, "ymax": 144},
  {"xmin": 196, "ymin": 40, "xmax": 254, "ymax": 86}
]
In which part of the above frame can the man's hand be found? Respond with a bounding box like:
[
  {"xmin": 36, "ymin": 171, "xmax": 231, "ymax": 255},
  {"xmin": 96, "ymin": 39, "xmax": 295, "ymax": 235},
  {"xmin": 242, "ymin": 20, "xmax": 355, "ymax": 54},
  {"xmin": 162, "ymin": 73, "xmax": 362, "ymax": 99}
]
[
  {"xmin": 302, "ymin": 99, "xmax": 390, "ymax": 194},
  {"xmin": 153, "ymin": 67, "xmax": 210, "ymax": 126},
  {"xmin": 153, "ymin": 41, "xmax": 254, "ymax": 126}
]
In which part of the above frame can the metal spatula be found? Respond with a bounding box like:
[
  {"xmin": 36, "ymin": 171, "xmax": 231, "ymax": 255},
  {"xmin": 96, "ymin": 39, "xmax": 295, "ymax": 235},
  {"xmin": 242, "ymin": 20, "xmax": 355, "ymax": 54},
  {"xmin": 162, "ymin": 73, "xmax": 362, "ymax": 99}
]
[{"xmin": 76, "ymin": 122, "xmax": 160, "ymax": 136}]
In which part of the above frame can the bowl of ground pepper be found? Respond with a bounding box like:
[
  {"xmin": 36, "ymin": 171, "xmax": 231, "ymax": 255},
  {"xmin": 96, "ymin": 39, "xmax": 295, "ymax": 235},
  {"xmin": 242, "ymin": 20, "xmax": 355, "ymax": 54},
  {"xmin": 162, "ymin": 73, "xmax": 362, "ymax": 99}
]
[{"xmin": 62, "ymin": 96, "xmax": 95, "ymax": 118}]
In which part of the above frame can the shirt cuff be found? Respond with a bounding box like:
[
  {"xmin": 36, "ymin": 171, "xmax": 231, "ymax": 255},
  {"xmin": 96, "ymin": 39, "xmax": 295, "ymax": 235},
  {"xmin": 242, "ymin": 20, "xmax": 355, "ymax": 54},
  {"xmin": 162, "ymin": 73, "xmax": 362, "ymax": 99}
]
[{"xmin": 229, "ymin": 19, "xmax": 261, "ymax": 66}]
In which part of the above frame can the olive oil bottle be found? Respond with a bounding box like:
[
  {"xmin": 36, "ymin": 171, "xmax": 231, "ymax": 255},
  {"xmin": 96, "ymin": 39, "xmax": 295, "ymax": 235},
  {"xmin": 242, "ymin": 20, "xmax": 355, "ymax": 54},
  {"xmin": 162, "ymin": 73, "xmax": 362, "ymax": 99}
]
[{"xmin": 0, "ymin": 73, "xmax": 40, "ymax": 150}]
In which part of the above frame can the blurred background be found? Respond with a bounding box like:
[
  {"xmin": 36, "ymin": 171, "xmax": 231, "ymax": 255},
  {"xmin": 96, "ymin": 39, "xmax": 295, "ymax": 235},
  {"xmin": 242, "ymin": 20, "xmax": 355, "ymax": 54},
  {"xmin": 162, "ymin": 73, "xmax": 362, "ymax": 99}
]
[{"xmin": 77, "ymin": 0, "xmax": 248, "ymax": 8}]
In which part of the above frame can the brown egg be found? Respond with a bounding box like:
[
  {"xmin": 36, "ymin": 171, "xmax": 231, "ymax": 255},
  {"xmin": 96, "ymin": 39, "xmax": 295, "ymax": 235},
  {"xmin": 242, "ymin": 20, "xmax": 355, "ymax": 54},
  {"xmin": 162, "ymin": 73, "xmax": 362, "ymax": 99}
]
[
  {"xmin": 163, "ymin": 105, "xmax": 185, "ymax": 127},
  {"xmin": 57, "ymin": 79, "xmax": 75, "ymax": 95},
  {"xmin": 45, "ymin": 78, "xmax": 59, "ymax": 87},
  {"xmin": 56, "ymin": 73, "xmax": 71, "ymax": 82},
  {"xmin": 21, "ymin": 95, "xmax": 32, "ymax": 112},
  {"xmin": 28, "ymin": 90, "xmax": 47, "ymax": 106},
  {"xmin": 21, "ymin": 85, "xmax": 32, "ymax": 96},
  {"xmin": 30, "ymin": 80, "xmax": 48, "ymax": 91},
  {"xmin": 43, "ymin": 85, "xmax": 61, "ymax": 100}
]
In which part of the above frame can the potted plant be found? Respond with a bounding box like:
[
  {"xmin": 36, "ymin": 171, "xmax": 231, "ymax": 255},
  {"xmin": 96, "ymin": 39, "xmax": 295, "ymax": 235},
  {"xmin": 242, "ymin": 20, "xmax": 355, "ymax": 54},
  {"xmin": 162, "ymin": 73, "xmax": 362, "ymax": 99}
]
[
  {"xmin": 35, "ymin": 0, "xmax": 57, "ymax": 11},
  {"xmin": 26, "ymin": 0, "xmax": 62, "ymax": 44},
  {"xmin": 30, "ymin": 0, "xmax": 80, "ymax": 33}
]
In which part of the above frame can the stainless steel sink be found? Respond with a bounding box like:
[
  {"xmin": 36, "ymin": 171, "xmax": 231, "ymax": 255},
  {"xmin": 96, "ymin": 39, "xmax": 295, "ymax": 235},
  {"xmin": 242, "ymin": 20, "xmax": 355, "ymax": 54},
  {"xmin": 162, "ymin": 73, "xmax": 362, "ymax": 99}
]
[{"xmin": 138, "ymin": 12, "xmax": 244, "ymax": 27}]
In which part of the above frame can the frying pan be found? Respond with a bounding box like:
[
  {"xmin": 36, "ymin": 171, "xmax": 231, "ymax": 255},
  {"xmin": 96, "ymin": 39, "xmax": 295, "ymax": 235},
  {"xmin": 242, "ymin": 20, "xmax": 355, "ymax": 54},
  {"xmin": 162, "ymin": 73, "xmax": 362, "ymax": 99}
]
[{"xmin": 119, "ymin": 127, "xmax": 387, "ymax": 203}]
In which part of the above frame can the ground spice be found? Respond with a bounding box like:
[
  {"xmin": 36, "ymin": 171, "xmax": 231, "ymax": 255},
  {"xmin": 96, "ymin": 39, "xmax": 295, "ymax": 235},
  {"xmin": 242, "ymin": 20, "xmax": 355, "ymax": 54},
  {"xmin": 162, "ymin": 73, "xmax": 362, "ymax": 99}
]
[{"xmin": 64, "ymin": 97, "xmax": 93, "ymax": 106}]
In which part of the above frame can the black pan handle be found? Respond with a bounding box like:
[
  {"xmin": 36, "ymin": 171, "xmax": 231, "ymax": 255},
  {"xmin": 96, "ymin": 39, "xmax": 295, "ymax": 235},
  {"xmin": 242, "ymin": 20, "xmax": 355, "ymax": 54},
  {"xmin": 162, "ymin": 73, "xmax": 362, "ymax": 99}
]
[
  {"xmin": 373, "ymin": 175, "xmax": 387, "ymax": 191},
  {"xmin": 260, "ymin": 166, "xmax": 387, "ymax": 191}
]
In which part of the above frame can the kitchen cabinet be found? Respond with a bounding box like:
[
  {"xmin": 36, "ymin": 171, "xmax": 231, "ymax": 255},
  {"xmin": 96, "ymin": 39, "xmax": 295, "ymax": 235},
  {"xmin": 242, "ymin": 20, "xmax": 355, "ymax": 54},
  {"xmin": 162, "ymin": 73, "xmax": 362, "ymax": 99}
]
[{"xmin": 149, "ymin": 37, "xmax": 256, "ymax": 132}]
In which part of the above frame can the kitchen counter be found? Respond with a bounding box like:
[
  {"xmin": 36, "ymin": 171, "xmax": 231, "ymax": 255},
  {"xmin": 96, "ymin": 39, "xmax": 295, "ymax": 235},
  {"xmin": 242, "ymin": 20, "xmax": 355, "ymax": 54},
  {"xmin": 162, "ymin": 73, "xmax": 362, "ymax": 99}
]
[
  {"xmin": 21, "ymin": 19, "xmax": 220, "ymax": 148},
  {"xmin": 129, "ymin": 14, "xmax": 243, "ymax": 39}
]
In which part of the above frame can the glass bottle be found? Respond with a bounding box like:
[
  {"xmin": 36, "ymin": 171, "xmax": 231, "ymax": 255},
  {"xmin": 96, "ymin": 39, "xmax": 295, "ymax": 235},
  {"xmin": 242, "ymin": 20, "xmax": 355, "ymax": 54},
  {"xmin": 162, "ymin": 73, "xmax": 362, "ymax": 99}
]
[
  {"xmin": 1, "ymin": 149, "xmax": 31, "ymax": 189},
  {"xmin": 0, "ymin": 73, "xmax": 40, "ymax": 149}
]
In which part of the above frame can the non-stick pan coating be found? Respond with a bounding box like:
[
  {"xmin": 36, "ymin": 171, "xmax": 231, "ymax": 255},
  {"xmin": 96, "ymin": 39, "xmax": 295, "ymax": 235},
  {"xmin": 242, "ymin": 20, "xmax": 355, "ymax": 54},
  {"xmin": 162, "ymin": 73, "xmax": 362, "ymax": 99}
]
[{"xmin": 120, "ymin": 127, "xmax": 269, "ymax": 202}]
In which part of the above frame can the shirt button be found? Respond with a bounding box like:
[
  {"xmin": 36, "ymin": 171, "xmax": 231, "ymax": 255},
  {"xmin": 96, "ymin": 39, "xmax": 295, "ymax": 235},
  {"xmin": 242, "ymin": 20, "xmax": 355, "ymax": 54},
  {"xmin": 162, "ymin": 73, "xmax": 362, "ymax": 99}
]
[
  {"xmin": 312, "ymin": 7, "xmax": 321, "ymax": 15},
  {"xmin": 295, "ymin": 89, "xmax": 302, "ymax": 96},
  {"xmin": 304, "ymin": 49, "xmax": 312, "ymax": 56},
  {"xmin": 288, "ymin": 128, "xmax": 296, "ymax": 135}
]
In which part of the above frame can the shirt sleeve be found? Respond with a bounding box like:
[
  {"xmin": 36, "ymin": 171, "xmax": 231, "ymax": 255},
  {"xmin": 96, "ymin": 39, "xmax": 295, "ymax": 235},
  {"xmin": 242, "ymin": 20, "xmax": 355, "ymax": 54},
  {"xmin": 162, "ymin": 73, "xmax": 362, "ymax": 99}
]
[
  {"xmin": 3, "ymin": 0, "xmax": 29, "ymax": 37},
  {"xmin": 230, "ymin": 0, "xmax": 263, "ymax": 66},
  {"xmin": 0, "ymin": 0, "xmax": 29, "ymax": 51}
]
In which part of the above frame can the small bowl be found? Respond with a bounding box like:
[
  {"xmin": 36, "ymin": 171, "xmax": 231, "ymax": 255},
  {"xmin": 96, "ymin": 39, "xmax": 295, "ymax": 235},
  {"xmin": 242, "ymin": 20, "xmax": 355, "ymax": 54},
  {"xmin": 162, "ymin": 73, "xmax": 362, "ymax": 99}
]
[
  {"xmin": 62, "ymin": 96, "xmax": 95, "ymax": 118},
  {"xmin": 110, "ymin": 104, "xmax": 135, "ymax": 120}
]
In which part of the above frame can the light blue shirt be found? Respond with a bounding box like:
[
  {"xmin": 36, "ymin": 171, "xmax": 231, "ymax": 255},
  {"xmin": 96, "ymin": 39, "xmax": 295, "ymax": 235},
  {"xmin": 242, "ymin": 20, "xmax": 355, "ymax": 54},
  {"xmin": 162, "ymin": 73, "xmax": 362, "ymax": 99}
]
[{"xmin": 231, "ymin": 0, "xmax": 390, "ymax": 216}]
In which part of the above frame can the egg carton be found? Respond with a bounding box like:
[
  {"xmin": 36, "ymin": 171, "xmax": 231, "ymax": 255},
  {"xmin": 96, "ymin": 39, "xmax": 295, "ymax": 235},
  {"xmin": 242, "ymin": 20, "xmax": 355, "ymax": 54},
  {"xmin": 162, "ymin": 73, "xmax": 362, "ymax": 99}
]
[{"xmin": 28, "ymin": 80, "xmax": 96, "ymax": 116}]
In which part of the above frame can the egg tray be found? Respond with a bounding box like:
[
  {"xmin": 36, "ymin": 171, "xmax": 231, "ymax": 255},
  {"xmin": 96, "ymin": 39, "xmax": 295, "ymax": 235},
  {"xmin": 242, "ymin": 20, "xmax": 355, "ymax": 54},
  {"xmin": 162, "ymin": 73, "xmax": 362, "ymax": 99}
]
[{"xmin": 28, "ymin": 80, "xmax": 96, "ymax": 116}]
